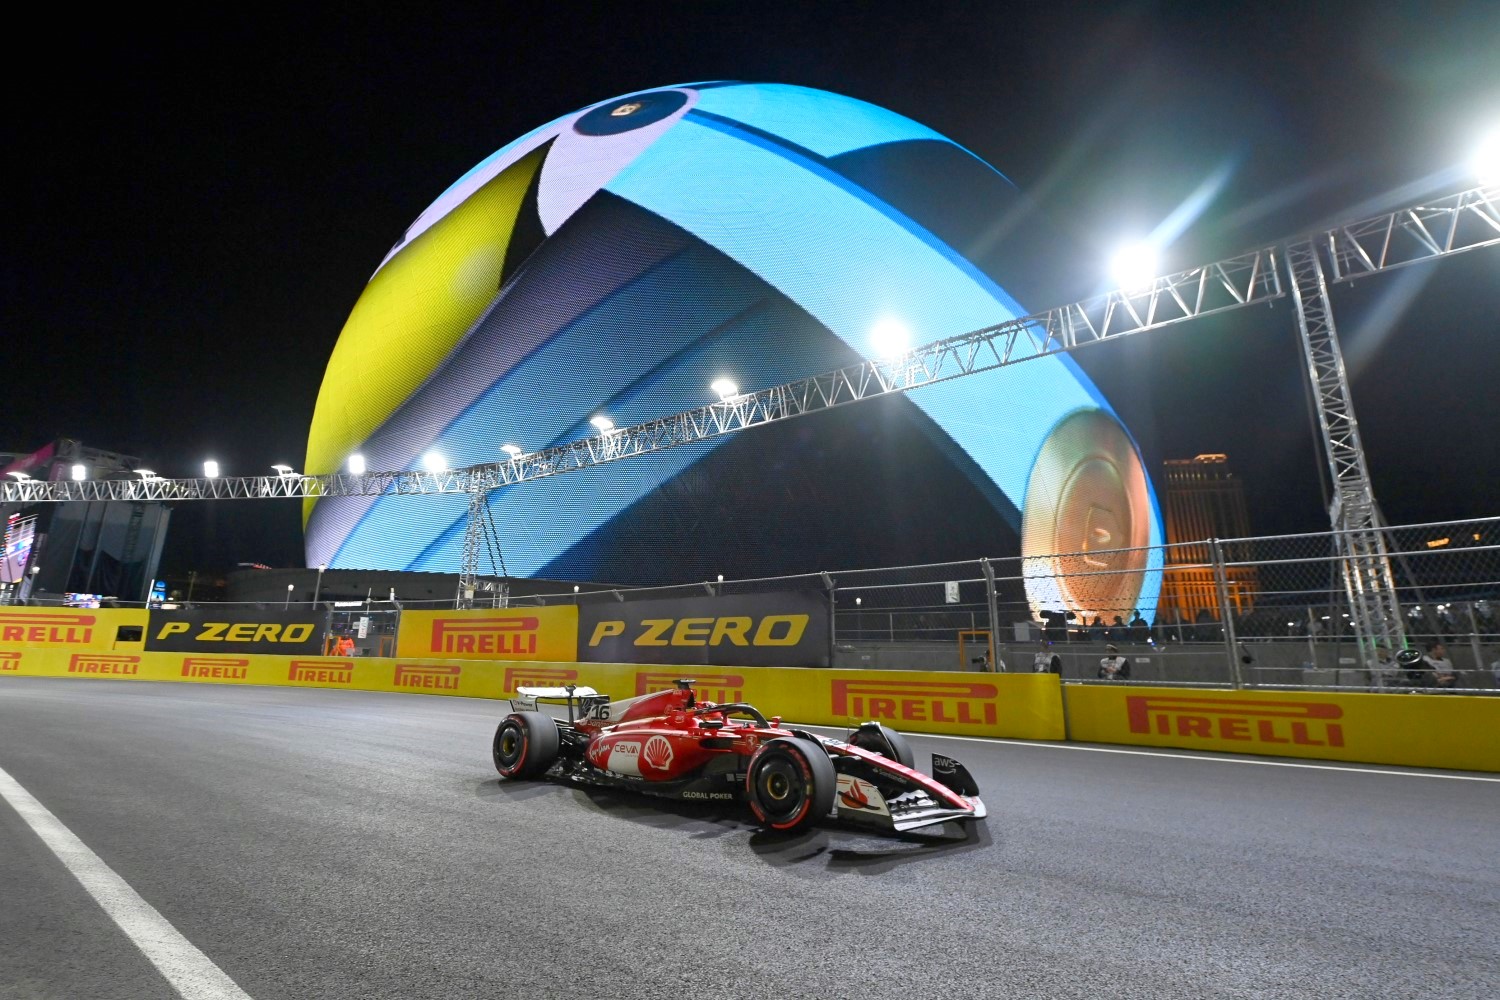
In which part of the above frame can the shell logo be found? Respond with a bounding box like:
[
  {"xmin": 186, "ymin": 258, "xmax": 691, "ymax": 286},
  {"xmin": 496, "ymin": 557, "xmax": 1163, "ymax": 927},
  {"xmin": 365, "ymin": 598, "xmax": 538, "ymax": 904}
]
[{"xmin": 643, "ymin": 735, "xmax": 674, "ymax": 771}]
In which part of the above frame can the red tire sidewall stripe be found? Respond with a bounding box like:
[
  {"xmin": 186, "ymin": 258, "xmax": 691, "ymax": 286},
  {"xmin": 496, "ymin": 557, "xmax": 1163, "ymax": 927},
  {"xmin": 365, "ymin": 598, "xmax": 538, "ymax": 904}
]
[{"xmin": 499, "ymin": 717, "xmax": 529, "ymax": 777}]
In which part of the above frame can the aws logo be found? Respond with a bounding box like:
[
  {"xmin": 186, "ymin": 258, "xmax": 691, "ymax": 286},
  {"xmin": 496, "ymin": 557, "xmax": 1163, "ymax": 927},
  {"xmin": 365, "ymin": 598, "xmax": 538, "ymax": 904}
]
[
  {"xmin": 589, "ymin": 615, "xmax": 808, "ymax": 648},
  {"xmin": 155, "ymin": 621, "xmax": 316, "ymax": 644}
]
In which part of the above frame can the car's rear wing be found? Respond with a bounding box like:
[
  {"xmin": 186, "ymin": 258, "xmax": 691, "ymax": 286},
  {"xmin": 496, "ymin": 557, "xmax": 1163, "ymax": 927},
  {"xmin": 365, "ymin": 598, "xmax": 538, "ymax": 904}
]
[{"xmin": 511, "ymin": 685, "xmax": 608, "ymax": 723}]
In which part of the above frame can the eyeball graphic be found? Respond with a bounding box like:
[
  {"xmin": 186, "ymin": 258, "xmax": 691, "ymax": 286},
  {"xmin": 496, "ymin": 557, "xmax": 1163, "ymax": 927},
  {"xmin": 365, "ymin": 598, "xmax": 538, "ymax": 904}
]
[{"xmin": 305, "ymin": 82, "xmax": 1165, "ymax": 624}]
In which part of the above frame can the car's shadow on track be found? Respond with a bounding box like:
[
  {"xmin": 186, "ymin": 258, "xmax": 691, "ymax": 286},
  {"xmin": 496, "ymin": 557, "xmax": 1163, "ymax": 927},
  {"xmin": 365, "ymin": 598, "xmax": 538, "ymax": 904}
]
[{"xmin": 475, "ymin": 777, "xmax": 994, "ymax": 873}]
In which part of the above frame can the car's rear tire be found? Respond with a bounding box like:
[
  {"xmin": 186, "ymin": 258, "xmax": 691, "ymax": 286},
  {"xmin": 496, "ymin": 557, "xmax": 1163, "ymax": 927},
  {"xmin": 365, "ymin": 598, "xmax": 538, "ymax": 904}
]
[
  {"xmin": 493, "ymin": 711, "xmax": 560, "ymax": 779},
  {"xmin": 850, "ymin": 723, "xmax": 915, "ymax": 770},
  {"xmin": 745, "ymin": 737, "xmax": 835, "ymax": 833}
]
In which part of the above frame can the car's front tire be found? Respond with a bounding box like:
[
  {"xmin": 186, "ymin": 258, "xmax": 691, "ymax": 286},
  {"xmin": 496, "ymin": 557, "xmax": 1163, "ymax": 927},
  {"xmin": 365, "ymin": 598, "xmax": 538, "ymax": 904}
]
[
  {"xmin": 745, "ymin": 737, "xmax": 835, "ymax": 833},
  {"xmin": 493, "ymin": 711, "xmax": 560, "ymax": 779},
  {"xmin": 850, "ymin": 722, "xmax": 916, "ymax": 769}
]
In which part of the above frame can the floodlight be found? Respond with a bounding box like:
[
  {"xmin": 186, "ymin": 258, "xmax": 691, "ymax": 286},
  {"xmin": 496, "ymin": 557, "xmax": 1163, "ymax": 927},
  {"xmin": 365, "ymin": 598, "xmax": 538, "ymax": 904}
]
[
  {"xmin": 500, "ymin": 444, "xmax": 524, "ymax": 458},
  {"xmin": 271, "ymin": 464, "xmax": 295, "ymax": 477},
  {"xmin": 869, "ymin": 317, "xmax": 911, "ymax": 358},
  {"xmin": 347, "ymin": 453, "xmax": 367, "ymax": 475},
  {"xmin": 71, "ymin": 464, "xmax": 87, "ymax": 481},
  {"xmin": 133, "ymin": 469, "xmax": 157, "ymax": 480},
  {"xmin": 6, "ymin": 471, "xmax": 32, "ymax": 482},
  {"xmin": 590, "ymin": 415, "xmax": 616, "ymax": 433},
  {"xmin": 203, "ymin": 460, "xmax": 220, "ymax": 479},
  {"xmin": 1470, "ymin": 126, "xmax": 1500, "ymax": 186},
  {"xmin": 1109, "ymin": 241, "xmax": 1159, "ymax": 290},
  {"xmin": 711, "ymin": 378, "xmax": 740, "ymax": 400},
  {"xmin": 421, "ymin": 451, "xmax": 448, "ymax": 473}
]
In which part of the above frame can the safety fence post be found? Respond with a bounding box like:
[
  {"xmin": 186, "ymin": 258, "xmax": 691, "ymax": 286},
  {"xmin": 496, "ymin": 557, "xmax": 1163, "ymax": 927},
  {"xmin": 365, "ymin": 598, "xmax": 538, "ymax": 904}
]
[
  {"xmin": 1209, "ymin": 538, "xmax": 1242, "ymax": 688},
  {"xmin": 981, "ymin": 558, "xmax": 1000, "ymax": 668}
]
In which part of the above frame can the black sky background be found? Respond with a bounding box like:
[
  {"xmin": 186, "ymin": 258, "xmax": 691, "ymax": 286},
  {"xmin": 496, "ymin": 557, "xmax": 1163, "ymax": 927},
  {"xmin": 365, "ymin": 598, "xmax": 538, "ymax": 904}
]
[{"xmin": 6, "ymin": 1, "xmax": 1499, "ymax": 575}]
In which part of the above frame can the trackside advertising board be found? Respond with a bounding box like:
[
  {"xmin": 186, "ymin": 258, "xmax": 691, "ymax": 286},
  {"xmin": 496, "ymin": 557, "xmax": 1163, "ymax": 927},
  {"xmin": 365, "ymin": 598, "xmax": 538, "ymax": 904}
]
[
  {"xmin": 145, "ymin": 609, "xmax": 326, "ymax": 654},
  {"xmin": 396, "ymin": 607, "xmax": 578, "ymax": 662},
  {"xmin": 0, "ymin": 606, "xmax": 147, "ymax": 648},
  {"xmin": 579, "ymin": 591, "xmax": 829, "ymax": 667},
  {"xmin": 1063, "ymin": 684, "xmax": 1500, "ymax": 772}
]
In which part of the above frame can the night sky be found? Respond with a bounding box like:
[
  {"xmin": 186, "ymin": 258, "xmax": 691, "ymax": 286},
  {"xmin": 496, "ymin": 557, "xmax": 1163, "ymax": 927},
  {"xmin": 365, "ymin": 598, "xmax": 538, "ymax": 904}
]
[{"xmin": 7, "ymin": 2, "xmax": 1499, "ymax": 575}]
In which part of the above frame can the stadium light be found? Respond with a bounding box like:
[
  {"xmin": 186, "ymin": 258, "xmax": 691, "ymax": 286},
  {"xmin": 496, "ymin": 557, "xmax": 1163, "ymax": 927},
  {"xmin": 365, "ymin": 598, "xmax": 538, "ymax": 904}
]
[
  {"xmin": 1471, "ymin": 125, "xmax": 1500, "ymax": 185},
  {"xmin": 271, "ymin": 464, "xmax": 295, "ymax": 477},
  {"xmin": 203, "ymin": 460, "xmax": 220, "ymax": 479},
  {"xmin": 421, "ymin": 451, "xmax": 448, "ymax": 473},
  {"xmin": 1109, "ymin": 241, "xmax": 1159, "ymax": 290},
  {"xmin": 285, "ymin": 582, "xmax": 294, "ymax": 609},
  {"xmin": 869, "ymin": 317, "xmax": 911, "ymax": 358},
  {"xmin": 501, "ymin": 444, "xmax": 524, "ymax": 459},
  {"xmin": 133, "ymin": 468, "xmax": 158, "ymax": 480},
  {"xmin": 6, "ymin": 471, "xmax": 32, "ymax": 482},
  {"xmin": 590, "ymin": 415, "xmax": 616, "ymax": 433},
  {"xmin": 347, "ymin": 453, "xmax": 366, "ymax": 475},
  {"xmin": 711, "ymin": 378, "xmax": 740, "ymax": 400},
  {"xmin": 70, "ymin": 464, "xmax": 87, "ymax": 481}
]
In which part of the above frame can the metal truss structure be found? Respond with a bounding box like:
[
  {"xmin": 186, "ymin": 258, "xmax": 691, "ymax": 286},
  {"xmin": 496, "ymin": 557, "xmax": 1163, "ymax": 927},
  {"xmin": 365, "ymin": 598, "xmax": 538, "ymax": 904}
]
[{"xmin": 4, "ymin": 186, "xmax": 1496, "ymax": 622}]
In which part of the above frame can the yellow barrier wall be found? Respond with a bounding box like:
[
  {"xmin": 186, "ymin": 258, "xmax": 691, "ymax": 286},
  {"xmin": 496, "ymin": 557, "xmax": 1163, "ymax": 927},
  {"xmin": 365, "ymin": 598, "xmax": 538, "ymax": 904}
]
[
  {"xmin": 1064, "ymin": 684, "xmax": 1500, "ymax": 772},
  {"xmin": 0, "ymin": 649, "xmax": 1064, "ymax": 740}
]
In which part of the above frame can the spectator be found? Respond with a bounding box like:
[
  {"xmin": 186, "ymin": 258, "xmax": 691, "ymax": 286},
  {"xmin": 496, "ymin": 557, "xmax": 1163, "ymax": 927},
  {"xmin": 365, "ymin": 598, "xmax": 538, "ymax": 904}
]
[
  {"xmin": 1193, "ymin": 608, "xmax": 1215, "ymax": 641},
  {"xmin": 1033, "ymin": 643, "xmax": 1062, "ymax": 674},
  {"xmin": 1423, "ymin": 640, "xmax": 1458, "ymax": 689},
  {"xmin": 972, "ymin": 647, "xmax": 1006, "ymax": 672},
  {"xmin": 1490, "ymin": 651, "xmax": 1500, "ymax": 689},
  {"xmin": 1098, "ymin": 644, "xmax": 1131, "ymax": 680},
  {"xmin": 1088, "ymin": 615, "xmax": 1106, "ymax": 641},
  {"xmin": 1128, "ymin": 609, "xmax": 1149, "ymax": 644},
  {"xmin": 1108, "ymin": 615, "xmax": 1127, "ymax": 642}
]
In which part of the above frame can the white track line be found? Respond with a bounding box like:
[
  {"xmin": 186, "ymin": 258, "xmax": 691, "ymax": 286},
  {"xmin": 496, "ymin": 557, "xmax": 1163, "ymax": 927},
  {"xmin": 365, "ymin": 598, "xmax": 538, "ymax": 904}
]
[
  {"xmin": 794, "ymin": 724, "xmax": 1500, "ymax": 782},
  {"xmin": 0, "ymin": 765, "xmax": 253, "ymax": 999}
]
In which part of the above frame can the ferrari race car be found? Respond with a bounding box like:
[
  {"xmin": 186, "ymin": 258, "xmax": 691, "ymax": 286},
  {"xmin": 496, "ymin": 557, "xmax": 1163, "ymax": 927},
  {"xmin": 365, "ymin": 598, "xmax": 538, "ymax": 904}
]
[{"xmin": 491, "ymin": 679, "xmax": 987, "ymax": 834}]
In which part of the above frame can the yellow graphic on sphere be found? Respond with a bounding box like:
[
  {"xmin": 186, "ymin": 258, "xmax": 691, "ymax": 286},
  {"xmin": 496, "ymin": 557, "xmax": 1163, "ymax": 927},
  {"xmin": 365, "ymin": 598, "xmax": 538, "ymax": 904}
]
[{"xmin": 303, "ymin": 145, "xmax": 547, "ymax": 523}]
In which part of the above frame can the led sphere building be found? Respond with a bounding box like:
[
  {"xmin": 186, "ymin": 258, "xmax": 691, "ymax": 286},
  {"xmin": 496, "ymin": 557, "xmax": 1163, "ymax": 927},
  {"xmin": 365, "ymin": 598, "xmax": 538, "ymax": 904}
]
[{"xmin": 305, "ymin": 82, "xmax": 1164, "ymax": 621}]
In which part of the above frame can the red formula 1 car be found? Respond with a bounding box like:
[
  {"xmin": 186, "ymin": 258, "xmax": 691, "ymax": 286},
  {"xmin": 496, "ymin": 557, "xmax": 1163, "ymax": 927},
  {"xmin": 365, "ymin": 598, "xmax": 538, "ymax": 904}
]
[{"xmin": 491, "ymin": 679, "xmax": 986, "ymax": 834}]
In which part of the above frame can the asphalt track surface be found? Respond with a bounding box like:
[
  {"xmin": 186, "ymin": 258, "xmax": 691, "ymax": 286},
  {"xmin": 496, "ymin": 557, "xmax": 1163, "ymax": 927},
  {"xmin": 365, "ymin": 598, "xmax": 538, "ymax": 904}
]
[{"xmin": 1, "ymin": 678, "xmax": 1495, "ymax": 1000}]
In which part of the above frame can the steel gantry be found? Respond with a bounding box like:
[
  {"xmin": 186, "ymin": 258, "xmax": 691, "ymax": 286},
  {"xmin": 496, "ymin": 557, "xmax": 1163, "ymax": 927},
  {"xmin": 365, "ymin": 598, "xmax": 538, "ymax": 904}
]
[{"xmin": 5, "ymin": 186, "xmax": 1496, "ymax": 626}]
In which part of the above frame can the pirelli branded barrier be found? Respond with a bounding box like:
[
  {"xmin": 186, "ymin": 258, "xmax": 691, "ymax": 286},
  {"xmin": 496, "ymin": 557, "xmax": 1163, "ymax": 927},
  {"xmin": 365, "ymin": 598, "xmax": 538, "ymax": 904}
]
[
  {"xmin": 0, "ymin": 606, "xmax": 148, "ymax": 648},
  {"xmin": 0, "ymin": 647, "xmax": 1065, "ymax": 741},
  {"xmin": 578, "ymin": 591, "xmax": 829, "ymax": 668},
  {"xmin": 1064, "ymin": 685, "xmax": 1500, "ymax": 772},
  {"xmin": 145, "ymin": 609, "xmax": 326, "ymax": 654},
  {"xmin": 396, "ymin": 607, "xmax": 578, "ymax": 661}
]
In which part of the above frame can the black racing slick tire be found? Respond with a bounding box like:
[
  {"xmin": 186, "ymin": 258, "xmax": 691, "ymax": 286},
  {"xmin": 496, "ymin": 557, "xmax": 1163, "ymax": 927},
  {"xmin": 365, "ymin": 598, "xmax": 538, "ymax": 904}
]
[
  {"xmin": 745, "ymin": 737, "xmax": 836, "ymax": 834},
  {"xmin": 492, "ymin": 711, "xmax": 560, "ymax": 779},
  {"xmin": 850, "ymin": 723, "xmax": 916, "ymax": 770}
]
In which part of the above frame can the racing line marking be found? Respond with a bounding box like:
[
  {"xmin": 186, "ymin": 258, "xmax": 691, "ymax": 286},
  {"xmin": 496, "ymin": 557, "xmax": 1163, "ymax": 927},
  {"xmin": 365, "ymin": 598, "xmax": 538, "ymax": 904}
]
[
  {"xmin": 794, "ymin": 724, "xmax": 1500, "ymax": 783},
  {"xmin": 0, "ymin": 764, "xmax": 254, "ymax": 1000}
]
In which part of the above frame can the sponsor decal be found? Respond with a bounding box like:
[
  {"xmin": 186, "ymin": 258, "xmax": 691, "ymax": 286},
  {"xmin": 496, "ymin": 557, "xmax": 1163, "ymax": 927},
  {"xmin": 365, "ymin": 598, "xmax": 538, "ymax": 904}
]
[
  {"xmin": 0, "ymin": 651, "xmax": 20, "ymax": 671},
  {"xmin": 642, "ymin": 735, "xmax": 675, "ymax": 771},
  {"xmin": 835, "ymin": 775, "xmax": 889, "ymax": 815},
  {"xmin": 682, "ymin": 790, "xmax": 736, "ymax": 800},
  {"xmin": 604, "ymin": 740, "xmax": 643, "ymax": 776},
  {"xmin": 428, "ymin": 616, "xmax": 539, "ymax": 656},
  {"xmin": 67, "ymin": 653, "xmax": 141, "ymax": 676},
  {"xmin": 0, "ymin": 613, "xmax": 95, "ymax": 644},
  {"xmin": 635, "ymin": 671, "xmax": 744, "ymax": 704},
  {"xmin": 154, "ymin": 621, "xmax": 315, "ymax": 644},
  {"xmin": 289, "ymin": 659, "xmax": 355, "ymax": 684},
  {"xmin": 831, "ymin": 679, "xmax": 999, "ymax": 726},
  {"xmin": 181, "ymin": 656, "xmax": 250, "ymax": 680},
  {"xmin": 394, "ymin": 663, "xmax": 461, "ymax": 691},
  {"xmin": 588, "ymin": 615, "xmax": 808, "ymax": 648},
  {"xmin": 501, "ymin": 666, "xmax": 578, "ymax": 693},
  {"xmin": 1125, "ymin": 694, "xmax": 1345, "ymax": 747}
]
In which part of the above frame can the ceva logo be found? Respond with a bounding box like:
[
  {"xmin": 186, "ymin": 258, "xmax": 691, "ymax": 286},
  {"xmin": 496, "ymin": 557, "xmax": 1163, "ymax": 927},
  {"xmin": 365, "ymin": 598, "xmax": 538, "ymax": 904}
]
[
  {"xmin": 0, "ymin": 651, "xmax": 20, "ymax": 671},
  {"xmin": 635, "ymin": 671, "xmax": 744, "ymax": 704},
  {"xmin": 831, "ymin": 679, "xmax": 998, "ymax": 726},
  {"xmin": 429, "ymin": 616, "xmax": 540, "ymax": 656},
  {"xmin": 1125, "ymin": 694, "xmax": 1345, "ymax": 747},
  {"xmin": 67, "ymin": 653, "xmax": 141, "ymax": 676},
  {"xmin": 289, "ymin": 659, "xmax": 354, "ymax": 684},
  {"xmin": 2, "ymin": 613, "xmax": 95, "ymax": 644},
  {"xmin": 181, "ymin": 656, "xmax": 250, "ymax": 680},
  {"xmin": 394, "ymin": 663, "xmax": 461, "ymax": 691},
  {"xmin": 501, "ymin": 666, "xmax": 578, "ymax": 692}
]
